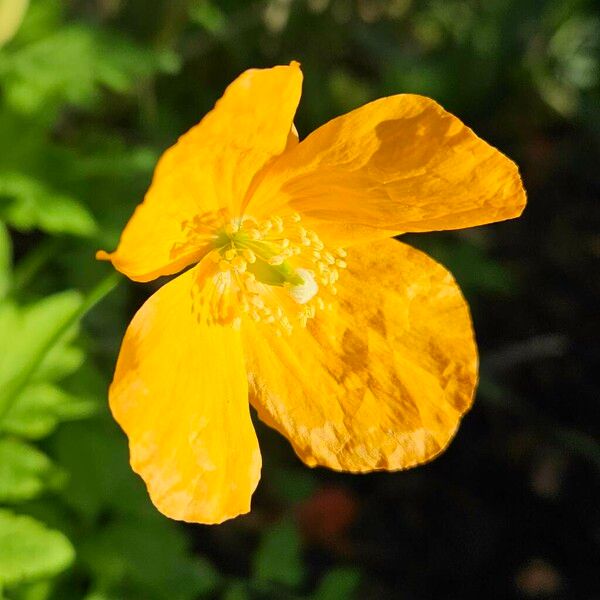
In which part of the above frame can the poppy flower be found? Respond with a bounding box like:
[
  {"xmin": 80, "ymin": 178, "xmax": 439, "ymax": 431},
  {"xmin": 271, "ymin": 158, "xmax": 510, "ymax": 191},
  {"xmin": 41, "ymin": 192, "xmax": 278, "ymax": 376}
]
[{"xmin": 98, "ymin": 62, "xmax": 526, "ymax": 524}]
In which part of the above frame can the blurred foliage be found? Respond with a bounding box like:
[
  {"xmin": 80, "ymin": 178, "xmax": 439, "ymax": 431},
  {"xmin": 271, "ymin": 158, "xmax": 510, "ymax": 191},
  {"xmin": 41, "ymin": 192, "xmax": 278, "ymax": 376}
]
[{"xmin": 0, "ymin": 0, "xmax": 597, "ymax": 598}]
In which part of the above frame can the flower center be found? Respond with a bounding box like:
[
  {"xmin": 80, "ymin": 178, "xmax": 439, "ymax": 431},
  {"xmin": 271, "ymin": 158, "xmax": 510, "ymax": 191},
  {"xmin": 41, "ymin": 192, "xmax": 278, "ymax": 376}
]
[{"xmin": 196, "ymin": 213, "xmax": 346, "ymax": 334}]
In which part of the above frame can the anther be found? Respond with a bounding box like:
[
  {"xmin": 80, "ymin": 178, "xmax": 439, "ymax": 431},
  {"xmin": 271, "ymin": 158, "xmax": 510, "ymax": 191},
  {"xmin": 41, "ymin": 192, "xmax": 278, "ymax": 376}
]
[
  {"xmin": 272, "ymin": 216, "xmax": 284, "ymax": 232},
  {"xmin": 323, "ymin": 252, "xmax": 336, "ymax": 265},
  {"xmin": 242, "ymin": 249, "xmax": 256, "ymax": 263},
  {"xmin": 232, "ymin": 256, "xmax": 247, "ymax": 272},
  {"xmin": 251, "ymin": 297, "xmax": 265, "ymax": 309}
]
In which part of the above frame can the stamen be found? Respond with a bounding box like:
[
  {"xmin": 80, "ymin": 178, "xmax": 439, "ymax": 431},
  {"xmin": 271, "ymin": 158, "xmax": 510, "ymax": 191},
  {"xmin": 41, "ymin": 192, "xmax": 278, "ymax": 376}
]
[
  {"xmin": 242, "ymin": 249, "xmax": 256, "ymax": 263},
  {"xmin": 232, "ymin": 256, "xmax": 247, "ymax": 272},
  {"xmin": 201, "ymin": 212, "xmax": 347, "ymax": 333}
]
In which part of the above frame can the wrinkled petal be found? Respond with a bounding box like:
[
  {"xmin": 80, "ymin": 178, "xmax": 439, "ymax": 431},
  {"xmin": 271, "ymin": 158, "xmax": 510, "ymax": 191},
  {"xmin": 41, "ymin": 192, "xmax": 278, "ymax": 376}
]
[
  {"xmin": 248, "ymin": 94, "xmax": 525, "ymax": 246},
  {"xmin": 99, "ymin": 63, "xmax": 303, "ymax": 281},
  {"xmin": 242, "ymin": 239, "xmax": 477, "ymax": 471},
  {"xmin": 110, "ymin": 265, "xmax": 261, "ymax": 523}
]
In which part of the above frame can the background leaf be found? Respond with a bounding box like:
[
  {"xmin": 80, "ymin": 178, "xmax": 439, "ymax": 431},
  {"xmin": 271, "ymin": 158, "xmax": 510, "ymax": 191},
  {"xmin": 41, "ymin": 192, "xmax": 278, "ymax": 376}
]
[
  {"xmin": 312, "ymin": 568, "xmax": 361, "ymax": 600},
  {"xmin": 0, "ymin": 438, "xmax": 63, "ymax": 503},
  {"xmin": 1, "ymin": 384, "xmax": 96, "ymax": 440},
  {"xmin": 0, "ymin": 509, "xmax": 74, "ymax": 586},
  {"xmin": 253, "ymin": 518, "xmax": 305, "ymax": 590},
  {"xmin": 0, "ymin": 290, "xmax": 82, "ymax": 419},
  {"xmin": 0, "ymin": 172, "xmax": 96, "ymax": 236}
]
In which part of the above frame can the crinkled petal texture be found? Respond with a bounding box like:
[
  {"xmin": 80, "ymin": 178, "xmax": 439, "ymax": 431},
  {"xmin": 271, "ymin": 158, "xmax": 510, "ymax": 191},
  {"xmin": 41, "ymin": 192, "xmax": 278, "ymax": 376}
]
[
  {"xmin": 109, "ymin": 266, "xmax": 261, "ymax": 524},
  {"xmin": 249, "ymin": 94, "xmax": 526, "ymax": 246},
  {"xmin": 243, "ymin": 239, "xmax": 477, "ymax": 471},
  {"xmin": 98, "ymin": 63, "xmax": 303, "ymax": 282}
]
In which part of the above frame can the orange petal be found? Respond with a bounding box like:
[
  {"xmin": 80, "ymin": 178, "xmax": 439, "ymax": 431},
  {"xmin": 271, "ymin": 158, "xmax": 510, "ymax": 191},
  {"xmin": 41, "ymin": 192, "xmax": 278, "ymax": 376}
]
[
  {"xmin": 100, "ymin": 63, "xmax": 303, "ymax": 282},
  {"xmin": 110, "ymin": 265, "xmax": 261, "ymax": 523},
  {"xmin": 249, "ymin": 94, "xmax": 525, "ymax": 246},
  {"xmin": 243, "ymin": 238, "xmax": 477, "ymax": 471}
]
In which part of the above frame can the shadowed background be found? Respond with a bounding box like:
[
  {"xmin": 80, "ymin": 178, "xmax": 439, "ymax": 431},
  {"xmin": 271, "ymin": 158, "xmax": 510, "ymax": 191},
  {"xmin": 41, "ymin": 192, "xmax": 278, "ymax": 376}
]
[{"xmin": 0, "ymin": 0, "xmax": 598, "ymax": 598}]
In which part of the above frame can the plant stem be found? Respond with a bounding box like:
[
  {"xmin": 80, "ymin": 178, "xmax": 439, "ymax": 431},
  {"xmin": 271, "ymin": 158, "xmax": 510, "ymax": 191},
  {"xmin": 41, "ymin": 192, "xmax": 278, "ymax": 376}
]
[{"xmin": 10, "ymin": 238, "xmax": 62, "ymax": 294}]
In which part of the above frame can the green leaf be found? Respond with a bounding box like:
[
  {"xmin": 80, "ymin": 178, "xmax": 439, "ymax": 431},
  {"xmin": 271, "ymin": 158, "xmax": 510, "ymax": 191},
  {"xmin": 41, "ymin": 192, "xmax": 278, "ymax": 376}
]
[
  {"xmin": 0, "ymin": 25, "xmax": 179, "ymax": 114},
  {"xmin": 0, "ymin": 509, "xmax": 74, "ymax": 586},
  {"xmin": 313, "ymin": 568, "xmax": 361, "ymax": 600},
  {"xmin": 0, "ymin": 290, "xmax": 83, "ymax": 420},
  {"xmin": 189, "ymin": 0, "xmax": 228, "ymax": 35},
  {"xmin": 9, "ymin": 0, "xmax": 63, "ymax": 47},
  {"xmin": 270, "ymin": 466, "xmax": 317, "ymax": 503},
  {"xmin": 0, "ymin": 172, "xmax": 96, "ymax": 236},
  {"xmin": 253, "ymin": 518, "xmax": 304, "ymax": 590},
  {"xmin": 52, "ymin": 421, "xmax": 150, "ymax": 521},
  {"xmin": 0, "ymin": 438, "xmax": 64, "ymax": 503},
  {"xmin": 3, "ymin": 576, "xmax": 52, "ymax": 600},
  {"xmin": 1, "ymin": 383, "xmax": 96, "ymax": 440},
  {"xmin": 409, "ymin": 236, "xmax": 516, "ymax": 296},
  {"xmin": 222, "ymin": 580, "xmax": 250, "ymax": 600},
  {"xmin": 34, "ymin": 342, "xmax": 84, "ymax": 384},
  {"xmin": 81, "ymin": 517, "xmax": 220, "ymax": 600},
  {"xmin": 0, "ymin": 221, "xmax": 11, "ymax": 299}
]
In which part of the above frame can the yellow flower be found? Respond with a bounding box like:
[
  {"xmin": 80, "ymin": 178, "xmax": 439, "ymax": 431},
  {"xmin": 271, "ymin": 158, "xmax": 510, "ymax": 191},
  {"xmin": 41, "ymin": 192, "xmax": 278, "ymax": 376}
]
[{"xmin": 98, "ymin": 62, "xmax": 526, "ymax": 524}]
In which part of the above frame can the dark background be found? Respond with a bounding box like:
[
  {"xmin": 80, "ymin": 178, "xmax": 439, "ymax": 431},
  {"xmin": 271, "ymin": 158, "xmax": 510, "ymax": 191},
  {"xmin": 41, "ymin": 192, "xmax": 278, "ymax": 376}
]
[{"xmin": 0, "ymin": 0, "xmax": 598, "ymax": 598}]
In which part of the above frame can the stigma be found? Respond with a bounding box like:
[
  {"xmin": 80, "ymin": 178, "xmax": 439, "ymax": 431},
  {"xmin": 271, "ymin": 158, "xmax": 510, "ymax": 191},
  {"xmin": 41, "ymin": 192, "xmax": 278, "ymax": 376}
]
[{"xmin": 193, "ymin": 213, "xmax": 346, "ymax": 334}]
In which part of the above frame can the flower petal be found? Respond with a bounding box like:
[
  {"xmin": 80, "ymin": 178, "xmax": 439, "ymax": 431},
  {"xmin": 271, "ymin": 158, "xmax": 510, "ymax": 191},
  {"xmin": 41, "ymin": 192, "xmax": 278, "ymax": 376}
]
[
  {"xmin": 242, "ymin": 239, "xmax": 477, "ymax": 471},
  {"xmin": 99, "ymin": 63, "xmax": 303, "ymax": 281},
  {"xmin": 249, "ymin": 94, "xmax": 525, "ymax": 246},
  {"xmin": 110, "ymin": 265, "xmax": 261, "ymax": 523}
]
